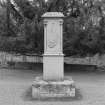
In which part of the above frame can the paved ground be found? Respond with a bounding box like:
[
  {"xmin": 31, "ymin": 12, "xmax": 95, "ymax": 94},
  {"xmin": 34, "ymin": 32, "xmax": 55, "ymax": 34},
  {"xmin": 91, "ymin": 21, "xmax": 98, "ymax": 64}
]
[{"xmin": 0, "ymin": 65, "xmax": 105, "ymax": 105}]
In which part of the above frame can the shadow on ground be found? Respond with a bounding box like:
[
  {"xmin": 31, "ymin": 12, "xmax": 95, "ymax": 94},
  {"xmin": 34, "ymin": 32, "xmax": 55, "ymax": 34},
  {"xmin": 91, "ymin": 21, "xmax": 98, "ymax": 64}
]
[
  {"xmin": 5, "ymin": 62, "xmax": 98, "ymax": 73},
  {"xmin": 65, "ymin": 64, "xmax": 97, "ymax": 72}
]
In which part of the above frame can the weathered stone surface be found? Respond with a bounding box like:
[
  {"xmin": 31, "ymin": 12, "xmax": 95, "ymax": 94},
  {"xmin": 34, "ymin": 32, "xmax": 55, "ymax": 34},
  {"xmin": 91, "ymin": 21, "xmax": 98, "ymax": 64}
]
[
  {"xmin": 43, "ymin": 12, "xmax": 64, "ymax": 80},
  {"xmin": 42, "ymin": 12, "xmax": 64, "ymax": 18},
  {"xmin": 43, "ymin": 54, "xmax": 64, "ymax": 81},
  {"xmin": 32, "ymin": 77, "xmax": 75, "ymax": 99},
  {"xmin": 32, "ymin": 12, "xmax": 76, "ymax": 99}
]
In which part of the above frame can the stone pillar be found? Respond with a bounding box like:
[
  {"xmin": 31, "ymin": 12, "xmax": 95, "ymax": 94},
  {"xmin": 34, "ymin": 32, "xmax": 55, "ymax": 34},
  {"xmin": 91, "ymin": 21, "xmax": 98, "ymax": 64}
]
[
  {"xmin": 42, "ymin": 12, "xmax": 64, "ymax": 81},
  {"xmin": 32, "ymin": 12, "xmax": 75, "ymax": 99}
]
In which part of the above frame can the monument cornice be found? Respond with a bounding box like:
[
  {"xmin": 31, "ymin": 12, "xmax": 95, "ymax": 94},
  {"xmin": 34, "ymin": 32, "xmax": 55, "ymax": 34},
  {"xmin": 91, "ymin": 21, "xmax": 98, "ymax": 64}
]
[
  {"xmin": 42, "ymin": 12, "xmax": 64, "ymax": 18},
  {"xmin": 43, "ymin": 53, "xmax": 64, "ymax": 57}
]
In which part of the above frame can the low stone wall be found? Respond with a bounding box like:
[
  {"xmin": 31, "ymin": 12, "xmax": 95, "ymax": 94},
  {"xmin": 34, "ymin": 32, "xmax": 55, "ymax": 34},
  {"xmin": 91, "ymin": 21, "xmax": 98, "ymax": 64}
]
[
  {"xmin": 0, "ymin": 52, "xmax": 42, "ymax": 64},
  {"xmin": 65, "ymin": 54, "xmax": 99, "ymax": 66},
  {"xmin": 0, "ymin": 52, "xmax": 105, "ymax": 68},
  {"xmin": 65, "ymin": 54, "xmax": 105, "ymax": 67}
]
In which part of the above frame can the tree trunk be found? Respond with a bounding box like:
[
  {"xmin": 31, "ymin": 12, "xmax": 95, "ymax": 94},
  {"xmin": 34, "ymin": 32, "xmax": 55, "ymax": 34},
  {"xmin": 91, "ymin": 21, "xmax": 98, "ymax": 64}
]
[{"xmin": 6, "ymin": 0, "xmax": 10, "ymax": 36}]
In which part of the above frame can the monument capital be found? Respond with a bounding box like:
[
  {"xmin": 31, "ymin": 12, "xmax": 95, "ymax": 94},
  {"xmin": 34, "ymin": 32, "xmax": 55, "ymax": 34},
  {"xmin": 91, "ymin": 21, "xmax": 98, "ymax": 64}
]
[{"xmin": 42, "ymin": 12, "xmax": 64, "ymax": 18}]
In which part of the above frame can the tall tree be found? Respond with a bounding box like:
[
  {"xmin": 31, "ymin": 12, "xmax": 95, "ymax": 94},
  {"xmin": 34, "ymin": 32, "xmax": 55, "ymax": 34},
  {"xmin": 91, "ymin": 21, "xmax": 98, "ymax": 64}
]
[{"xmin": 0, "ymin": 0, "xmax": 105, "ymax": 55}]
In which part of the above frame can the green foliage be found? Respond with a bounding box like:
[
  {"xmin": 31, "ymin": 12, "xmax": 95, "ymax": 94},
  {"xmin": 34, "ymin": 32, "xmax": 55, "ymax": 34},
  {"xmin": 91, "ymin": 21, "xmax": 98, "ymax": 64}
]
[
  {"xmin": 0, "ymin": 0, "xmax": 105, "ymax": 56},
  {"xmin": 63, "ymin": 0, "xmax": 105, "ymax": 56},
  {"xmin": 0, "ymin": 8, "xmax": 7, "ymax": 36}
]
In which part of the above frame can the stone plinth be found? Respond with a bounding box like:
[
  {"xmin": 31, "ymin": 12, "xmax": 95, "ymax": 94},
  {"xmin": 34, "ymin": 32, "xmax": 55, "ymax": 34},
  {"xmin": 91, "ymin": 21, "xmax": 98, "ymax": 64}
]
[{"xmin": 32, "ymin": 77, "xmax": 75, "ymax": 99}]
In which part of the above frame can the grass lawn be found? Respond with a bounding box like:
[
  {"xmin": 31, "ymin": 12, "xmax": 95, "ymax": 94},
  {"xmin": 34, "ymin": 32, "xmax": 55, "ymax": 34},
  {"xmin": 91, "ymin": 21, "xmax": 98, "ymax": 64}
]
[{"xmin": 0, "ymin": 64, "xmax": 105, "ymax": 105}]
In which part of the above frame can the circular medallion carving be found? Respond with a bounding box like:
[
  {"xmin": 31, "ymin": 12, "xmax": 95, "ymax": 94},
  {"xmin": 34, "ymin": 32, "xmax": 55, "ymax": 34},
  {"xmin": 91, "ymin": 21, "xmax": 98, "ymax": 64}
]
[{"xmin": 48, "ymin": 40, "xmax": 57, "ymax": 48}]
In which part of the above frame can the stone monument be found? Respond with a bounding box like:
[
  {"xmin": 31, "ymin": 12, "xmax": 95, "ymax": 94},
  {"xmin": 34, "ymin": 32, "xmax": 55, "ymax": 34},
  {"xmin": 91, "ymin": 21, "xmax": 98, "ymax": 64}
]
[{"xmin": 32, "ymin": 12, "xmax": 75, "ymax": 99}]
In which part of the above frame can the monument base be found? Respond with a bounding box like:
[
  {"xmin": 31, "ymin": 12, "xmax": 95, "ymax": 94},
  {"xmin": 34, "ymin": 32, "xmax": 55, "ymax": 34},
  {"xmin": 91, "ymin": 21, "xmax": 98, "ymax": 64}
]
[{"xmin": 32, "ymin": 77, "xmax": 75, "ymax": 99}]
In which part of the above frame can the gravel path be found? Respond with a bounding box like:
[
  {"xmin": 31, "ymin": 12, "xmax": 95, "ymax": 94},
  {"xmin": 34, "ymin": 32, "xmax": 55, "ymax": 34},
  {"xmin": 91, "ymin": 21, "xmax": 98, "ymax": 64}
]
[{"xmin": 0, "ymin": 68, "xmax": 105, "ymax": 105}]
